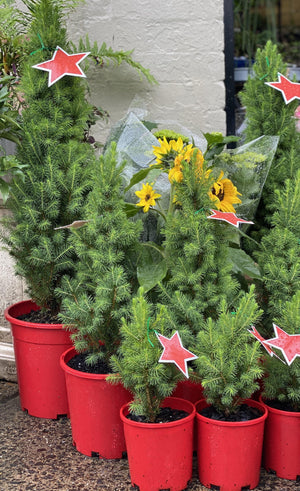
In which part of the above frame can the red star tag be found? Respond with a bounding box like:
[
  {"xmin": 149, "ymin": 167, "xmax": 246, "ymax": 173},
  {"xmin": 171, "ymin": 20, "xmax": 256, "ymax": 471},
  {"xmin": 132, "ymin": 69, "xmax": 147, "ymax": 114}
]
[
  {"xmin": 156, "ymin": 331, "xmax": 198, "ymax": 378},
  {"xmin": 265, "ymin": 324, "xmax": 300, "ymax": 366},
  {"xmin": 248, "ymin": 326, "xmax": 282, "ymax": 361},
  {"xmin": 207, "ymin": 209, "xmax": 254, "ymax": 228},
  {"xmin": 265, "ymin": 73, "xmax": 300, "ymax": 104},
  {"xmin": 32, "ymin": 46, "xmax": 90, "ymax": 86}
]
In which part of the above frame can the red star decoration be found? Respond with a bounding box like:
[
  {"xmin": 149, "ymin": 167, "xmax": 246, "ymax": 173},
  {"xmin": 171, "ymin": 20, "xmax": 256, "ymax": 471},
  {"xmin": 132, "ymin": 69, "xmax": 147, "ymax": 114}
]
[
  {"xmin": 32, "ymin": 46, "xmax": 90, "ymax": 86},
  {"xmin": 265, "ymin": 324, "xmax": 300, "ymax": 366},
  {"xmin": 265, "ymin": 73, "xmax": 300, "ymax": 104},
  {"xmin": 207, "ymin": 209, "xmax": 254, "ymax": 228},
  {"xmin": 156, "ymin": 331, "xmax": 198, "ymax": 378},
  {"xmin": 248, "ymin": 326, "xmax": 282, "ymax": 361}
]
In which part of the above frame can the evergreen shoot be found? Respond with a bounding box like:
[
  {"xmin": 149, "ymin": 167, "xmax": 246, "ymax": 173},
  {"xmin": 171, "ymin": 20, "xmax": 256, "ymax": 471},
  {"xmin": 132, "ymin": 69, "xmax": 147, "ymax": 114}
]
[
  {"xmin": 262, "ymin": 291, "xmax": 300, "ymax": 411},
  {"xmin": 59, "ymin": 143, "xmax": 142, "ymax": 365},
  {"xmin": 193, "ymin": 285, "xmax": 263, "ymax": 415},
  {"xmin": 159, "ymin": 156, "xmax": 239, "ymax": 337},
  {"xmin": 240, "ymin": 40, "xmax": 300, "ymax": 233},
  {"xmin": 2, "ymin": 0, "xmax": 96, "ymax": 316},
  {"xmin": 109, "ymin": 288, "xmax": 183, "ymax": 423},
  {"xmin": 255, "ymin": 171, "xmax": 300, "ymax": 326}
]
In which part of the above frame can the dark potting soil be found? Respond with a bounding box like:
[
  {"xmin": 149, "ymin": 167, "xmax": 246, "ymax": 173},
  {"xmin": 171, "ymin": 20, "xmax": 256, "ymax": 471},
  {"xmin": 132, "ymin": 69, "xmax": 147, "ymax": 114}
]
[
  {"xmin": 67, "ymin": 352, "xmax": 112, "ymax": 375},
  {"xmin": 264, "ymin": 399, "xmax": 300, "ymax": 413},
  {"xmin": 17, "ymin": 309, "xmax": 60, "ymax": 324},
  {"xmin": 200, "ymin": 403, "xmax": 263, "ymax": 422},
  {"xmin": 127, "ymin": 406, "xmax": 189, "ymax": 424}
]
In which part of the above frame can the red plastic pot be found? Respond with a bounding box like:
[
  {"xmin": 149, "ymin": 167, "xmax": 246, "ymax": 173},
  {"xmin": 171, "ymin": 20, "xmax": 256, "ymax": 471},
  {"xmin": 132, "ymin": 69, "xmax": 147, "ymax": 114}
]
[
  {"xmin": 259, "ymin": 397, "xmax": 300, "ymax": 480},
  {"xmin": 61, "ymin": 346, "xmax": 132, "ymax": 459},
  {"xmin": 196, "ymin": 398, "xmax": 268, "ymax": 491},
  {"xmin": 120, "ymin": 396, "xmax": 195, "ymax": 491},
  {"xmin": 5, "ymin": 300, "xmax": 72, "ymax": 419}
]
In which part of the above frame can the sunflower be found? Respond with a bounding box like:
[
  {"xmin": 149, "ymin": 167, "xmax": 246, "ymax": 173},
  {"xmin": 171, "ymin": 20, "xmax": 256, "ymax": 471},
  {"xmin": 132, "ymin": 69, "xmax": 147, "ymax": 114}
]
[
  {"xmin": 135, "ymin": 183, "xmax": 161, "ymax": 213},
  {"xmin": 168, "ymin": 148, "xmax": 206, "ymax": 183},
  {"xmin": 209, "ymin": 171, "xmax": 242, "ymax": 213},
  {"xmin": 152, "ymin": 137, "xmax": 188, "ymax": 168},
  {"xmin": 168, "ymin": 155, "xmax": 184, "ymax": 183}
]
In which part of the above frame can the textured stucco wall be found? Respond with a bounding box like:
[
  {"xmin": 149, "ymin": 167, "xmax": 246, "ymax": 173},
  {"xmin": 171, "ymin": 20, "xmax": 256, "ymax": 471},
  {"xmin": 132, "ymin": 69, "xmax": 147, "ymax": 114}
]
[{"xmin": 67, "ymin": 0, "xmax": 226, "ymax": 142}]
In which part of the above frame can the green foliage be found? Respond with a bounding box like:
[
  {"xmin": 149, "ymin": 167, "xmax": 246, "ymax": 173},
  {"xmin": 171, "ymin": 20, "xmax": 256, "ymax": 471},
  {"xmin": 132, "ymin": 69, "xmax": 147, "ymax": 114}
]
[
  {"xmin": 58, "ymin": 143, "xmax": 142, "ymax": 364},
  {"xmin": 109, "ymin": 289, "xmax": 182, "ymax": 422},
  {"xmin": 240, "ymin": 41, "xmax": 300, "ymax": 232},
  {"xmin": 74, "ymin": 36, "xmax": 157, "ymax": 86},
  {"xmin": 255, "ymin": 171, "xmax": 300, "ymax": 324},
  {"xmin": 1, "ymin": 0, "xmax": 95, "ymax": 315},
  {"xmin": 193, "ymin": 285, "xmax": 263, "ymax": 415},
  {"xmin": 153, "ymin": 129, "xmax": 189, "ymax": 144},
  {"xmin": 262, "ymin": 291, "xmax": 300, "ymax": 411},
  {"xmin": 159, "ymin": 158, "xmax": 240, "ymax": 337}
]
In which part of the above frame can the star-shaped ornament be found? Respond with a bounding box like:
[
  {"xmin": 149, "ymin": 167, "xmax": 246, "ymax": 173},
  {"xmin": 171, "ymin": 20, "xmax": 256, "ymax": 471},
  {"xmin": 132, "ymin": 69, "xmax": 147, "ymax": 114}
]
[
  {"xmin": 265, "ymin": 324, "xmax": 300, "ymax": 366},
  {"xmin": 32, "ymin": 46, "xmax": 90, "ymax": 86},
  {"xmin": 248, "ymin": 326, "xmax": 282, "ymax": 361},
  {"xmin": 156, "ymin": 331, "xmax": 198, "ymax": 378},
  {"xmin": 207, "ymin": 209, "xmax": 254, "ymax": 228},
  {"xmin": 265, "ymin": 73, "xmax": 300, "ymax": 104}
]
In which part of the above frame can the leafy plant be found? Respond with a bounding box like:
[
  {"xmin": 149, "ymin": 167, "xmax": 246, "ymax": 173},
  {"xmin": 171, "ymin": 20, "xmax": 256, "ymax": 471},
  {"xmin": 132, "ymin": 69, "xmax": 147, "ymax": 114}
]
[
  {"xmin": 59, "ymin": 143, "xmax": 142, "ymax": 365},
  {"xmin": 110, "ymin": 288, "xmax": 183, "ymax": 422},
  {"xmin": 193, "ymin": 285, "xmax": 263, "ymax": 415}
]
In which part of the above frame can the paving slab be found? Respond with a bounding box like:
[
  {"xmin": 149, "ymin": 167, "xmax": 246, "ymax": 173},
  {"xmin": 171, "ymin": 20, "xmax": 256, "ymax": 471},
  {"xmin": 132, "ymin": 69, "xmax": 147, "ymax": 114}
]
[{"xmin": 0, "ymin": 380, "xmax": 298, "ymax": 491}]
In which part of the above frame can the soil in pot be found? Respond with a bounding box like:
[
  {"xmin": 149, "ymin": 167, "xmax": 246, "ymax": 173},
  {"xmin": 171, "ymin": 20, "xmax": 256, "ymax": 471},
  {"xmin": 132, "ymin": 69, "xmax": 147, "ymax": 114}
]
[
  {"xmin": 264, "ymin": 399, "xmax": 299, "ymax": 412},
  {"xmin": 200, "ymin": 403, "xmax": 263, "ymax": 422},
  {"xmin": 67, "ymin": 352, "xmax": 112, "ymax": 374},
  {"xmin": 127, "ymin": 406, "xmax": 189, "ymax": 424},
  {"xmin": 16, "ymin": 309, "xmax": 60, "ymax": 324}
]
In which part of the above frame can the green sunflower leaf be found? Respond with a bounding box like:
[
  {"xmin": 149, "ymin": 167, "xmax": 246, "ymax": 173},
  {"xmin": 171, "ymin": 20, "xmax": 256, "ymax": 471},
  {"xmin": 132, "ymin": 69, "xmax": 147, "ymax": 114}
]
[
  {"xmin": 228, "ymin": 247, "xmax": 261, "ymax": 280},
  {"xmin": 124, "ymin": 166, "xmax": 162, "ymax": 192},
  {"xmin": 137, "ymin": 243, "xmax": 167, "ymax": 292}
]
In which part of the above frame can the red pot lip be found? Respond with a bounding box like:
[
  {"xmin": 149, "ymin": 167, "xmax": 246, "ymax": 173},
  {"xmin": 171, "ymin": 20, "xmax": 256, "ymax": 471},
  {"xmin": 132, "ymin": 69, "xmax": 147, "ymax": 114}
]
[
  {"xmin": 120, "ymin": 396, "xmax": 196, "ymax": 429},
  {"xmin": 259, "ymin": 395, "xmax": 300, "ymax": 417},
  {"xmin": 60, "ymin": 346, "xmax": 111, "ymax": 380},
  {"xmin": 5, "ymin": 300, "xmax": 63, "ymax": 330},
  {"xmin": 195, "ymin": 398, "xmax": 268, "ymax": 427}
]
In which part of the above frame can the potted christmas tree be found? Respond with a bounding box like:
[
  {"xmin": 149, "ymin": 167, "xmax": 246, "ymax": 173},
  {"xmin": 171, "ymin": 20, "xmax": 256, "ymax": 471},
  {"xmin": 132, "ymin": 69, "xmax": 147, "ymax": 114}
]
[
  {"xmin": 239, "ymin": 40, "xmax": 300, "ymax": 245},
  {"xmin": 193, "ymin": 285, "xmax": 268, "ymax": 490},
  {"xmin": 110, "ymin": 288, "xmax": 196, "ymax": 491},
  {"xmin": 59, "ymin": 143, "xmax": 142, "ymax": 458},
  {"xmin": 253, "ymin": 172, "xmax": 300, "ymax": 481},
  {"xmin": 2, "ymin": 0, "xmax": 154, "ymax": 419}
]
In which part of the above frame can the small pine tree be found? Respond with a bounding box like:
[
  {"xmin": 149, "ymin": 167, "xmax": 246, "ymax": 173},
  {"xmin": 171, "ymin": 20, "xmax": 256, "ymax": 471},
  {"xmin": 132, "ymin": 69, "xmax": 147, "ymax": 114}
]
[
  {"xmin": 262, "ymin": 291, "xmax": 300, "ymax": 411},
  {"xmin": 58, "ymin": 143, "xmax": 142, "ymax": 365},
  {"xmin": 2, "ymin": 0, "xmax": 96, "ymax": 317},
  {"xmin": 255, "ymin": 171, "xmax": 300, "ymax": 326},
  {"xmin": 109, "ymin": 288, "xmax": 183, "ymax": 423},
  {"xmin": 193, "ymin": 285, "xmax": 263, "ymax": 416},
  {"xmin": 239, "ymin": 40, "xmax": 300, "ymax": 232},
  {"xmin": 159, "ymin": 157, "xmax": 239, "ymax": 338}
]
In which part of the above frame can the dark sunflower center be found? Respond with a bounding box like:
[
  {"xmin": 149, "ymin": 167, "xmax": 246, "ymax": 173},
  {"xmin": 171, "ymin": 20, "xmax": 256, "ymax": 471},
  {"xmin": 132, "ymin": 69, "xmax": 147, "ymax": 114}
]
[
  {"xmin": 212, "ymin": 184, "xmax": 224, "ymax": 201},
  {"xmin": 145, "ymin": 194, "xmax": 151, "ymax": 201}
]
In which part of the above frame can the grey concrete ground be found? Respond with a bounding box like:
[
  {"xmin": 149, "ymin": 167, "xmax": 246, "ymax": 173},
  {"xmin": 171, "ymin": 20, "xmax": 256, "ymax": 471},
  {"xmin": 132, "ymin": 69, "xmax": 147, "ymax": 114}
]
[{"xmin": 0, "ymin": 380, "xmax": 299, "ymax": 491}]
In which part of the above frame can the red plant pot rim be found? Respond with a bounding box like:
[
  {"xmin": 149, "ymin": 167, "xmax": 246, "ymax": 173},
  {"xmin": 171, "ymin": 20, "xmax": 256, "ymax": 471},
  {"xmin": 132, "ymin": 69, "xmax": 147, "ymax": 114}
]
[
  {"xmin": 60, "ymin": 346, "xmax": 112, "ymax": 381},
  {"xmin": 259, "ymin": 396, "xmax": 300, "ymax": 418},
  {"xmin": 195, "ymin": 398, "xmax": 268, "ymax": 427},
  {"xmin": 120, "ymin": 397, "xmax": 196, "ymax": 429},
  {"xmin": 5, "ymin": 300, "xmax": 63, "ymax": 330}
]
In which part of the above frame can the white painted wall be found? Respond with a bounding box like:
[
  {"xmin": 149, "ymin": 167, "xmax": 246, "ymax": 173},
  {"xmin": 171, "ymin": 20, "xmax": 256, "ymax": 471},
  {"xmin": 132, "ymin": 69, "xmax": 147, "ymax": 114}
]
[{"xmin": 67, "ymin": 0, "xmax": 226, "ymax": 142}]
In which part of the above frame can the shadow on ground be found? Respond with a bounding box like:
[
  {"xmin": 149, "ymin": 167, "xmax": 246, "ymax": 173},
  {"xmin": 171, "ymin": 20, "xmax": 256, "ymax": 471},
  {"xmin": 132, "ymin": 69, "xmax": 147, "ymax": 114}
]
[{"xmin": 0, "ymin": 381, "xmax": 298, "ymax": 491}]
